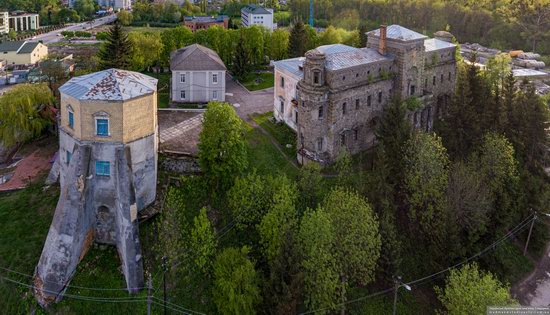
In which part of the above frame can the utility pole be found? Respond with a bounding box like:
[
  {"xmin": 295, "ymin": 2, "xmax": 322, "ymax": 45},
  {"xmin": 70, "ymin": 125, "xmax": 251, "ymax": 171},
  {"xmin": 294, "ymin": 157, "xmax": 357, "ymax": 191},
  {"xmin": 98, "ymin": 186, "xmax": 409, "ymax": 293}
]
[
  {"xmin": 162, "ymin": 256, "xmax": 168, "ymax": 315},
  {"xmin": 524, "ymin": 212, "xmax": 537, "ymax": 256},
  {"xmin": 392, "ymin": 275, "xmax": 411, "ymax": 315},
  {"xmin": 147, "ymin": 273, "xmax": 152, "ymax": 315}
]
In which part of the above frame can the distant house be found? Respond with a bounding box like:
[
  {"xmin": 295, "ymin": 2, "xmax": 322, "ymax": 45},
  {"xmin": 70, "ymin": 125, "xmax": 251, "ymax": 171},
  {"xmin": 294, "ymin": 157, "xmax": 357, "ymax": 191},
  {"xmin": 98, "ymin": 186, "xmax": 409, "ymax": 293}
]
[
  {"xmin": 170, "ymin": 44, "xmax": 227, "ymax": 103},
  {"xmin": 0, "ymin": 41, "xmax": 48, "ymax": 66},
  {"xmin": 184, "ymin": 15, "xmax": 229, "ymax": 32},
  {"xmin": 241, "ymin": 4, "xmax": 275, "ymax": 30}
]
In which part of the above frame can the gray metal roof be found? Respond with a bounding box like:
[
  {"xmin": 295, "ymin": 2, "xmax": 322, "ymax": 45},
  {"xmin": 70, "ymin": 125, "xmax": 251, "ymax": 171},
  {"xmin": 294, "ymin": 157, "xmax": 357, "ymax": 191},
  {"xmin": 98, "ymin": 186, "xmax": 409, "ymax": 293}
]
[
  {"xmin": 0, "ymin": 41, "xmax": 41, "ymax": 54},
  {"xmin": 184, "ymin": 15, "xmax": 228, "ymax": 22},
  {"xmin": 241, "ymin": 4, "xmax": 272, "ymax": 15},
  {"xmin": 368, "ymin": 25, "xmax": 427, "ymax": 41},
  {"xmin": 512, "ymin": 68, "xmax": 549, "ymax": 78},
  {"xmin": 170, "ymin": 44, "xmax": 227, "ymax": 71},
  {"xmin": 314, "ymin": 44, "xmax": 392, "ymax": 71},
  {"xmin": 424, "ymin": 38, "xmax": 456, "ymax": 52},
  {"xmin": 59, "ymin": 69, "xmax": 158, "ymax": 101},
  {"xmin": 274, "ymin": 57, "xmax": 305, "ymax": 79}
]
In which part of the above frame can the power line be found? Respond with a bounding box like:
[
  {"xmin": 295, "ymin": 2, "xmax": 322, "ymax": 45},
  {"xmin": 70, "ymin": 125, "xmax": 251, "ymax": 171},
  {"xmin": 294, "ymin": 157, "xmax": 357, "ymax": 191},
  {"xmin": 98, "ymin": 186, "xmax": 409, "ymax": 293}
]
[
  {"xmin": 298, "ymin": 214, "xmax": 536, "ymax": 315},
  {"xmin": 152, "ymin": 296, "xmax": 206, "ymax": 315}
]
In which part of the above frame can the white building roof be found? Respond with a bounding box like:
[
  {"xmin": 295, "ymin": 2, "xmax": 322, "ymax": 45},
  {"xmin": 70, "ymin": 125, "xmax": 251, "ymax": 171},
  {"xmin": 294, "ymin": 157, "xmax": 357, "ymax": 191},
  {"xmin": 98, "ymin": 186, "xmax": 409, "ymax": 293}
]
[
  {"xmin": 512, "ymin": 68, "xmax": 549, "ymax": 79},
  {"xmin": 59, "ymin": 69, "xmax": 158, "ymax": 101},
  {"xmin": 424, "ymin": 38, "xmax": 456, "ymax": 52},
  {"xmin": 368, "ymin": 25, "xmax": 428, "ymax": 41}
]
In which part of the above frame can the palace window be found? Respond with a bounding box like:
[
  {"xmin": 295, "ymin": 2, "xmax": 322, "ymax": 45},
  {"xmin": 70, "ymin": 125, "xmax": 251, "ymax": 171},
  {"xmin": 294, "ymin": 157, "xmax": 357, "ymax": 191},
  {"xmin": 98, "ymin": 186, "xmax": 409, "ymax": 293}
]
[
  {"xmin": 354, "ymin": 128, "xmax": 358, "ymax": 141},
  {"xmin": 180, "ymin": 73, "xmax": 186, "ymax": 83},
  {"xmin": 340, "ymin": 133, "xmax": 346, "ymax": 146},
  {"xmin": 280, "ymin": 76, "xmax": 285, "ymax": 88},
  {"xmin": 95, "ymin": 118, "xmax": 109, "ymax": 136},
  {"xmin": 318, "ymin": 106, "xmax": 324, "ymax": 119},
  {"xmin": 313, "ymin": 71, "xmax": 320, "ymax": 84},
  {"xmin": 433, "ymin": 76, "xmax": 436, "ymax": 86},
  {"xmin": 355, "ymin": 99, "xmax": 360, "ymax": 110},
  {"xmin": 181, "ymin": 90, "xmax": 186, "ymax": 100},
  {"xmin": 212, "ymin": 73, "xmax": 218, "ymax": 84},
  {"xmin": 213, "ymin": 90, "xmax": 218, "ymax": 100},
  {"xmin": 378, "ymin": 91, "xmax": 383, "ymax": 103},
  {"xmin": 95, "ymin": 161, "xmax": 110, "ymax": 176},
  {"xmin": 66, "ymin": 150, "xmax": 72, "ymax": 165},
  {"xmin": 68, "ymin": 110, "xmax": 74, "ymax": 129},
  {"xmin": 342, "ymin": 102, "xmax": 347, "ymax": 115},
  {"xmin": 317, "ymin": 138, "xmax": 323, "ymax": 151},
  {"xmin": 367, "ymin": 95, "xmax": 372, "ymax": 107}
]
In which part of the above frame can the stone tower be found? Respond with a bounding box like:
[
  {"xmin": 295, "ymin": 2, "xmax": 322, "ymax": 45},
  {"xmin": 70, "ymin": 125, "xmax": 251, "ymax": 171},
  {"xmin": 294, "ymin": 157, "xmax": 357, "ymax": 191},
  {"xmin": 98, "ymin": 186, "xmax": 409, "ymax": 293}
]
[
  {"xmin": 34, "ymin": 69, "xmax": 158, "ymax": 306},
  {"xmin": 296, "ymin": 49, "xmax": 330, "ymax": 163}
]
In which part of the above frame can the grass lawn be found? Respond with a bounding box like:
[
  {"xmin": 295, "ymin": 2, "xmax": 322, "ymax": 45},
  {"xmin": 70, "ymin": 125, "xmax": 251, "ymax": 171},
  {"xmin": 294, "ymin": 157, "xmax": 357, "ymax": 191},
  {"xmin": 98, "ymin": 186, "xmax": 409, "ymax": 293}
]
[
  {"xmin": 240, "ymin": 72, "xmax": 274, "ymax": 91},
  {"xmin": 124, "ymin": 26, "xmax": 167, "ymax": 34},
  {"xmin": 245, "ymin": 123, "xmax": 299, "ymax": 178},
  {"xmin": 142, "ymin": 72, "xmax": 171, "ymax": 109},
  {"xmin": 251, "ymin": 112, "xmax": 297, "ymax": 158}
]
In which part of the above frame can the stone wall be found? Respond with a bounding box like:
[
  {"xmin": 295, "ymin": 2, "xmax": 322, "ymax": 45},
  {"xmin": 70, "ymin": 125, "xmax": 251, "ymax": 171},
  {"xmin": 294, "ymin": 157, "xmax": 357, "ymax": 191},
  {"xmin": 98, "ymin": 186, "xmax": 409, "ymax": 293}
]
[{"xmin": 160, "ymin": 155, "xmax": 201, "ymax": 174}]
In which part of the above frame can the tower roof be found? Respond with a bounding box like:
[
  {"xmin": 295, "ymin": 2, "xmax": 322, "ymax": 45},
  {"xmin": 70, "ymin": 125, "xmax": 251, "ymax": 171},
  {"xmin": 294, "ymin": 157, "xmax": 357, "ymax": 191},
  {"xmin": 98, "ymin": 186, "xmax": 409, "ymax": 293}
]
[
  {"xmin": 368, "ymin": 25, "xmax": 427, "ymax": 41},
  {"xmin": 59, "ymin": 69, "xmax": 158, "ymax": 101}
]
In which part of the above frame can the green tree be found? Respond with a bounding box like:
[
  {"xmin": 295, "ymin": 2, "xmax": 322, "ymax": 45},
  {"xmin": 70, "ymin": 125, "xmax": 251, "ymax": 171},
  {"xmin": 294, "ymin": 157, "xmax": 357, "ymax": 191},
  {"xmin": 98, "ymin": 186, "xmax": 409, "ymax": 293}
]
[
  {"xmin": 212, "ymin": 247, "xmax": 262, "ymax": 315},
  {"xmin": 97, "ymin": 21, "xmax": 132, "ymax": 70},
  {"xmin": 288, "ymin": 20, "xmax": 308, "ymax": 58},
  {"xmin": 128, "ymin": 31, "xmax": 162, "ymax": 71},
  {"xmin": 499, "ymin": 0, "xmax": 550, "ymax": 52},
  {"xmin": 73, "ymin": 0, "xmax": 95, "ymax": 19},
  {"xmin": 154, "ymin": 187, "xmax": 188, "ymax": 267},
  {"xmin": 198, "ymin": 102, "xmax": 248, "ymax": 193},
  {"xmin": 436, "ymin": 263, "xmax": 516, "ymax": 314},
  {"xmin": 227, "ymin": 171, "xmax": 271, "ymax": 233},
  {"xmin": 258, "ymin": 178, "xmax": 298, "ymax": 263},
  {"xmin": 375, "ymin": 96, "xmax": 411, "ymax": 189},
  {"xmin": 189, "ymin": 207, "xmax": 217, "ymax": 276},
  {"xmin": 0, "ymin": 84, "xmax": 55, "ymax": 147},
  {"xmin": 334, "ymin": 149, "xmax": 354, "ymax": 189},
  {"xmin": 117, "ymin": 10, "xmax": 133, "ymax": 26},
  {"xmin": 160, "ymin": 26, "xmax": 194, "ymax": 66},
  {"xmin": 298, "ymin": 208, "xmax": 339, "ymax": 313},
  {"xmin": 270, "ymin": 28, "xmax": 290, "ymax": 60},
  {"xmin": 485, "ymin": 53, "xmax": 512, "ymax": 89},
  {"xmin": 233, "ymin": 32, "xmax": 250, "ymax": 80},
  {"xmin": 404, "ymin": 132, "xmax": 450, "ymax": 266},
  {"xmin": 297, "ymin": 163, "xmax": 324, "ymax": 211},
  {"xmin": 475, "ymin": 133, "xmax": 520, "ymax": 234},
  {"xmin": 322, "ymin": 188, "xmax": 381, "ymax": 312}
]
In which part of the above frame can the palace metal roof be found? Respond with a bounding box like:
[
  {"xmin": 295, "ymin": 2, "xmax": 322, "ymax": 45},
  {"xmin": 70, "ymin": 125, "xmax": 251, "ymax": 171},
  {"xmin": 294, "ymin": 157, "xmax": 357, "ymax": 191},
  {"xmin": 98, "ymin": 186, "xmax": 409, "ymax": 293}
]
[
  {"xmin": 368, "ymin": 25, "xmax": 428, "ymax": 41},
  {"xmin": 424, "ymin": 38, "xmax": 456, "ymax": 52},
  {"xmin": 59, "ymin": 69, "xmax": 158, "ymax": 101},
  {"xmin": 274, "ymin": 57, "xmax": 305, "ymax": 79},
  {"xmin": 314, "ymin": 44, "xmax": 392, "ymax": 70}
]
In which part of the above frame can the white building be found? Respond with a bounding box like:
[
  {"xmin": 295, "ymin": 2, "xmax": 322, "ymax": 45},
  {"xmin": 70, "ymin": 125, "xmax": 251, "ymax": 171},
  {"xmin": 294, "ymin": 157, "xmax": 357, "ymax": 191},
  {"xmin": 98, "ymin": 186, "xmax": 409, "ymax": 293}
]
[
  {"xmin": 170, "ymin": 44, "xmax": 227, "ymax": 103},
  {"xmin": 8, "ymin": 12, "xmax": 39, "ymax": 32},
  {"xmin": 0, "ymin": 12, "xmax": 8, "ymax": 34},
  {"xmin": 273, "ymin": 57, "xmax": 304, "ymax": 131},
  {"xmin": 241, "ymin": 4, "xmax": 275, "ymax": 30},
  {"xmin": 71, "ymin": 0, "xmax": 131, "ymax": 10}
]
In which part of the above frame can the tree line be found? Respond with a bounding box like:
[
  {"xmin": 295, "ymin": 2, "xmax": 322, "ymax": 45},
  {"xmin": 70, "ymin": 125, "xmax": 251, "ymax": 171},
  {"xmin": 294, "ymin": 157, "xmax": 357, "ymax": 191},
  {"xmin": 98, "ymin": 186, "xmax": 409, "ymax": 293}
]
[{"xmin": 290, "ymin": 0, "xmax": 550, "ymax": 55}]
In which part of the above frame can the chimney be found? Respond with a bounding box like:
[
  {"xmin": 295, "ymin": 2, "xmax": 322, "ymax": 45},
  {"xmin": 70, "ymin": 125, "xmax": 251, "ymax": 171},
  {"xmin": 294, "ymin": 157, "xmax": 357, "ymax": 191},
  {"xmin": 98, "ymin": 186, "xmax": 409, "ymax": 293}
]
[{"xmin": 379, "ymin": 25, "xmax": 387, "ymax": 55}]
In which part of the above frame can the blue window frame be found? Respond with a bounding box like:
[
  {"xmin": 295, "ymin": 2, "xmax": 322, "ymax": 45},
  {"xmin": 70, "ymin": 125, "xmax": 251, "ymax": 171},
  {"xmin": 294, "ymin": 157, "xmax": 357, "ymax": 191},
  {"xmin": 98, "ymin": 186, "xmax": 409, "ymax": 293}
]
[
  {"xmin": 95, "ymin": 161, "xmax": 110, "ymax": 176},
  {"xmin": 68, "ymin": 111, "xmax": 74, "ymax": 129},
  {"xmin": 96, "ymin": 118, "xmax": 109, "ymax": 136},
  {"xmin": 66, "ymin": 150, "xmax": 72, "ymax": 165}
]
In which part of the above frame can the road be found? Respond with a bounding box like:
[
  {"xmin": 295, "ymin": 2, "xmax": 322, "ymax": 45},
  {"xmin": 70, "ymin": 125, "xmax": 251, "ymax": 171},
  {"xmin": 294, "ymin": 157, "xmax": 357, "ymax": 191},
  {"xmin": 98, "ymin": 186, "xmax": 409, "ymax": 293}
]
[{"xmin": 33, "ymin": 15, "xmax": 117, "ymax": 44}]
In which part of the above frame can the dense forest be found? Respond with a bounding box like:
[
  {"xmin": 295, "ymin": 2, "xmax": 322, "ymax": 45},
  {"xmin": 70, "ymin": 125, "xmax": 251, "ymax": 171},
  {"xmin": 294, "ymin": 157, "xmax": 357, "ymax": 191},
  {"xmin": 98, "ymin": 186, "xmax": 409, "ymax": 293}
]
[{"xmin": 289, "ymin": 0, "xmax": 550, "ymax": 55}]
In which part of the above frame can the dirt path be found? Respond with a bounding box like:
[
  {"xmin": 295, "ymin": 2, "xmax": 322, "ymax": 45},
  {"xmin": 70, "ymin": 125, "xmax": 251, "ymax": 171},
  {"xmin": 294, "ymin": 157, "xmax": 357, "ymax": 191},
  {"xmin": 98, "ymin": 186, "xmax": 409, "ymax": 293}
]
[{"xmin": 512, "ymin": 220, "xmax": 550, "ymax": 306}]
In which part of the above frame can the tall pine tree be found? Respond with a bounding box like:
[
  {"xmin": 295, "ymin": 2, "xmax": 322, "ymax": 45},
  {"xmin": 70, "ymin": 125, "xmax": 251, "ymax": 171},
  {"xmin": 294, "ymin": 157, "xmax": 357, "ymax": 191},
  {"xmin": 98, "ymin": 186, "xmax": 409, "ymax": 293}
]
[
  {"xmin": 97, "ymin": 21, "xmax": 132, "ymax": 70},
  {"xmin": 288, "ymin": 20, "xmax": 308, "ymax": 58}
]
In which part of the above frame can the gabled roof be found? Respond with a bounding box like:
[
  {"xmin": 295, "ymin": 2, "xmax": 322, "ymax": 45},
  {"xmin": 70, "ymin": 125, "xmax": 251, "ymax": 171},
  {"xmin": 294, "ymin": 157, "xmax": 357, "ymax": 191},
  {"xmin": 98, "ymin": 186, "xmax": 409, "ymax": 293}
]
[
  {"xmin": 170, "ymin": 44, "xmax": 227, "ymax": 71},
  {"xmin": 368, "ymin": 25, "xmax": 427, "ymax": 42},
  {"xmin": 0, "ymin": 41, "xmax": 41, "ymax": 54},
  {"xmin": 313, "ymin": 44, "xmax": 392, "ymax": 71},
  {"xmin": 59, "ymin": 69, "xmax": 157, "ymax": 101},
  {"xmin": 184, "ymin": 15, "xmax": 228, "ymax": 22},
  {"xmin": 424, "ymin": 38, "xmax": 456, "ymax": 52},
  {"xmin": 241, "ymin": 4, "xmax": 272, "ymax": 15}
]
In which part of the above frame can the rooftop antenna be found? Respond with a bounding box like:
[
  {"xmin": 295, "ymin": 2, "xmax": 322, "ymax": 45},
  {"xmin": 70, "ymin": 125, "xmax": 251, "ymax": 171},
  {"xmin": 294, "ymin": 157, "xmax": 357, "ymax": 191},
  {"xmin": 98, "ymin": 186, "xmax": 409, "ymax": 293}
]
[{"xmin": 309, "ymin": 0, "xmax": 314, "ymax": 27}]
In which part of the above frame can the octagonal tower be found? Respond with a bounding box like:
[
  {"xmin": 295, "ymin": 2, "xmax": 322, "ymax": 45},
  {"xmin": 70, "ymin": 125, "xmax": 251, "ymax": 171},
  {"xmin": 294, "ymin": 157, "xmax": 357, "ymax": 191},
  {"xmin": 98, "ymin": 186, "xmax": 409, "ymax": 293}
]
[{"xmin": 34, "ymin": 69, "xmax": 158, "ymax": 306}]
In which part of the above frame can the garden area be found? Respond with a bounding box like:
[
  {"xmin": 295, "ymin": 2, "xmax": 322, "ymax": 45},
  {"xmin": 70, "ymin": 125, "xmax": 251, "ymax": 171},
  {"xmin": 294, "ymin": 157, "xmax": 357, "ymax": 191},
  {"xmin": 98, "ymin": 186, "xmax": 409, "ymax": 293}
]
[{"xmin": 239, "ymin": 72, "xmax": 274, "ymax": 91}]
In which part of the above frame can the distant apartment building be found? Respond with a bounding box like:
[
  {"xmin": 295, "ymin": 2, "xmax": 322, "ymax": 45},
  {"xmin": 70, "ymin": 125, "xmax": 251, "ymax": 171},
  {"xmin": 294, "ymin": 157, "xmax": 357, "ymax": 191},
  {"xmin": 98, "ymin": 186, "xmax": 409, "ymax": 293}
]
[
  {"xmin": 241, "ymin": 4, "xmax": 275, "ymax": 30},
  {"xmin": 0, "ymin": 41, "xmax": 48, "ymax": 65},
  {"xmin": 170, "ymin": 44, "xmax": 227, "ymax": 103},
  {"xmin": 70, "ymin": 0, "xmax": 131, "ymax": 10},
  {"xmin": 8, "ymin": 11, "xmax": 39, "ymax": 32},
  {"xmin": 184, "ymin": 15, "xmax": 229, "ymax": 32},
  {"xmin": 0, "ymin": 12, "xmax": 8, "ymax": 34}
]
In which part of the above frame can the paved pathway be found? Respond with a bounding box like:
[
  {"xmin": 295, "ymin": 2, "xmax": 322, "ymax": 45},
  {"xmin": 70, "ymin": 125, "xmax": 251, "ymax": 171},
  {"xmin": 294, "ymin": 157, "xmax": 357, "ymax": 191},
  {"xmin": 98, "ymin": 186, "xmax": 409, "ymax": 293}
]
[
  {"xmin": 225, "ymin": 74, "xmax": 273, "ymax": 120},
  {"xmin": 159, "ymin": 113, "xmax": 203, "ymax": 144}
]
